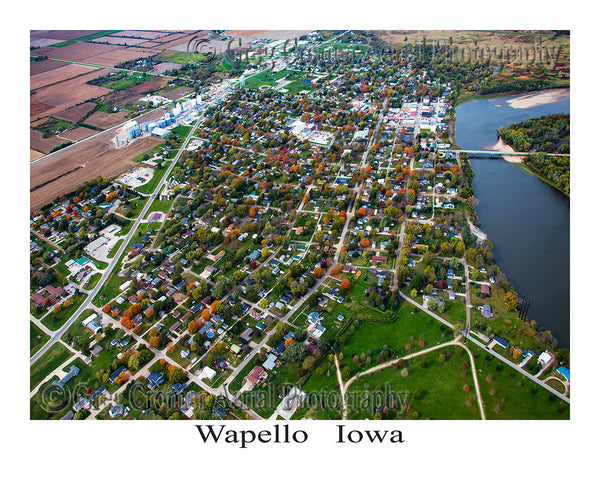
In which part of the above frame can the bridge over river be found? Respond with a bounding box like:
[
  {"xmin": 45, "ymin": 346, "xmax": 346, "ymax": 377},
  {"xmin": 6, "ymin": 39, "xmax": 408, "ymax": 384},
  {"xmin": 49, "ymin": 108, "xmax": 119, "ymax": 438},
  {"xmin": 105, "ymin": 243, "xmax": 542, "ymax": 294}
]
[{"xmin": 447, "ymin": 149, "xmax": 570, "ymax": 158}]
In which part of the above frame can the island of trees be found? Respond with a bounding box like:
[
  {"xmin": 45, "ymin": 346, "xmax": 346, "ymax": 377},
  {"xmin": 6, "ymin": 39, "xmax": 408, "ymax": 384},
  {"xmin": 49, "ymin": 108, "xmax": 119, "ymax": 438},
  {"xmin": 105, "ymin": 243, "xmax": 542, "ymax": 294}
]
[{"xmin": 498, "ymin": 113, "xmax": 570, "ymax": 195}]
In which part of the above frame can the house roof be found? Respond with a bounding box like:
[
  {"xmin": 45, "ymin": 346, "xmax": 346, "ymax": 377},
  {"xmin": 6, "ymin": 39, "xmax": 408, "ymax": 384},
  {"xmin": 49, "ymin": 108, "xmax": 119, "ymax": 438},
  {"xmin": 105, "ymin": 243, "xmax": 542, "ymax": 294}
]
[{"xmin": 263, "ymin": 353, "xmax": 277, "ymax": 370}]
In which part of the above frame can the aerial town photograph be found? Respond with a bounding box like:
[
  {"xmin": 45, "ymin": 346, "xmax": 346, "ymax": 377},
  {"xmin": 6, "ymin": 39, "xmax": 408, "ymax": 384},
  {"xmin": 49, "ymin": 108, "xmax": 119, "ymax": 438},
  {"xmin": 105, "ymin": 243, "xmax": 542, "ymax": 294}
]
[{"xmin": 28, "ymin": 27, "xmax": 574, "ymax": 425}]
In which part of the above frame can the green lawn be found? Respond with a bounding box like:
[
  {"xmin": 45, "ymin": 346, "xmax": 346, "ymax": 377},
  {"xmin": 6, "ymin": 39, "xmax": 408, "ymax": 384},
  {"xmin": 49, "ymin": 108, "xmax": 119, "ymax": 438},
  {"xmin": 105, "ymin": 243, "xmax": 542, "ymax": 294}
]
[
  {"xmin": 156, "ymin": 50, "xmax": 198, "ymax": 64},
  {"xmin": 472, "ymin": 350, "xmax": 570, "ymax": 419},
  {"xmin": 106, "ymin": 240, "xmax": 123, "ymax": 259},
  {"xmin": 337, "ymin": 301, "xmax": 453, "ymax": 378},
  {"xmin": 30, "ymin": 343, "xmax": 73, "ymax": 390},
  {"xmin": 30, "ymin": 322, "xmax": 49, "ymax": 356},
  {"xmin": 227, "ymin": 360, "xmax": 257, "ymax": 394},
  {"xmin": 145, "ymin": 197, "xmax": 173, "ymax": 217},
  {"xmin": 61, "ymin": 309, "xmax": 97, "ymax": 345},
  {"xmin": 85, "ymin": 272, "xmax": 102, "ymax": 289},
  {"xmin": 41, "ymin": 292, "xmax": 87, "ymax": 331},
  {"xmin": 346, "ymin": 348, "xmax": 481, "ymax": 420},
  {"xmin": 136, "ymin": 163, "xmax": 171, "ymax": 195}
]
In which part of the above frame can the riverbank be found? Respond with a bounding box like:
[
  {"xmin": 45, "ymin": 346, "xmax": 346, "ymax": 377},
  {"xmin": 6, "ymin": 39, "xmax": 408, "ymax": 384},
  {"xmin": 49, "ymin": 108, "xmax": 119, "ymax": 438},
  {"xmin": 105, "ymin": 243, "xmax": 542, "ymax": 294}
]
[
  {"xmin": 456, "ymin": 83, "xmax": 570, "ymax": 106},
  {"xmin": 503, "ymin": 88, "xmax": 570, "ymax": 109},
  {"xmin": 490, "ymin": 138, "xmax": 523, "ymax": 163},
  {"xmin": 455, "ymin": 93, "xmax": 570, "ymax": 348}
]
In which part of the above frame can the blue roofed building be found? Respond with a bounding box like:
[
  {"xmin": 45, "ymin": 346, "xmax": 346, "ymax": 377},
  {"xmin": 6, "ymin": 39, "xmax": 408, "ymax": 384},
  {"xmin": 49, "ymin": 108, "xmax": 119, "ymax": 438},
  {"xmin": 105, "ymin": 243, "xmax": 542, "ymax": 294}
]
[
  {"xmin": 148, "ymin": 372, "xmax": 165, "ymax": 390},
  {"xmin": 108, "ymin": 365, "xmax": 127, "ymax": 384}
]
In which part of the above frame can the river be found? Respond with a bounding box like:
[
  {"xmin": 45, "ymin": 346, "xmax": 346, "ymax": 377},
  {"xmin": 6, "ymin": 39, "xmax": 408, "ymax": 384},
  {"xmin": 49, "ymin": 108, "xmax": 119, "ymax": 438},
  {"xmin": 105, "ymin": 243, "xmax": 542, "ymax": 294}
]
[{"xmin": 455, "ymin": 89, "xmax": 570, "ymax": 348}]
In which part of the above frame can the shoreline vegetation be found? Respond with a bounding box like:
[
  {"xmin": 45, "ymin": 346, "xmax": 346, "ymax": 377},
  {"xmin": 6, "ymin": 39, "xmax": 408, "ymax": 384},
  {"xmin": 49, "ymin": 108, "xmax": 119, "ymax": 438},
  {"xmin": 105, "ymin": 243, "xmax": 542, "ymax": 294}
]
[
  {"xmin": 456, "ymin": 83, "xmax": 569, "ymax": 106},
  {"xmin": 496, "ymin": 111, "xmax": 570, "ymax": 196},
  {"xmin": 451, "ymin": 88, "xmax": 570, "ymax": 351}
]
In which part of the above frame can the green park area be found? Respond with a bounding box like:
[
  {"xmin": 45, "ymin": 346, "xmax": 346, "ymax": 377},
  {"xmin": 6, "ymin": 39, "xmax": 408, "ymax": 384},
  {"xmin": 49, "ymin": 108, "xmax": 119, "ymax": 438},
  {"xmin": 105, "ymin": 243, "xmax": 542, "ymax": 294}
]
[
  {"xmin": 30, "ymin": 322, "xmax": 49, "ymax": 356},
  {"xmin": 30, "ymin": 342, "xmax": 73, "ymax": 390},
  {"xmin": 472, "ymin": 351, "xmax": 569, "ymax": 419},
  {"xmin": 346, "ymin": 347, "xmax": 480, "ymax": 420}
]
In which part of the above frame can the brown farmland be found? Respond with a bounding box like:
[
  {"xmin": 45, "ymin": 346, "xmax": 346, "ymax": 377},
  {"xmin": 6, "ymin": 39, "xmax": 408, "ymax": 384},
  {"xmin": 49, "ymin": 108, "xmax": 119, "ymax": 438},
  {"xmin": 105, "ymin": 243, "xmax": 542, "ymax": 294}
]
[
  {"xmin": 89, "ymin": 36, "xmax": 147, "ymax": 46},
  {"xmin": 59, "ymin": 126, "xmax": 98, "ymax": 142},
  {"xmin": 30, "ymin": 149, "xmax": 45, "ymax": 162},
  {"xmin": 111, "ymin": 30, "xmax": 167, "ymax": 40},
  {"xmin": 127, "ymin": 76, "xmax": 170, "ymax": 94},
  {"xmin": 30, "ymin": 129, "xmax": 70, "ymax": 154},
  {"xmin": 150, "ymin": 62, "xmax": 182, "ymax": 75},
  {"xmin": 30, "ymin": 30, "xmax": 105, "ymax": 41},
  {"xmin": 30, "ymin": 69, "xmax": 115, "ymax": 121},
  {"xmin": 31, "ymin": 100, "xmax": 54, "ymax": 118},
  {"xmin": 158, "ymin": 86, "xmax": 193, "ymax": 100},
  {"xmin": 35, "ymin": 42, "xmax": 120, "ymax": 62},
  {"xmin": 53, "ymin": 102, "xmax": 97, "ymax": 123},
  {"xmin": 84, "ymin": 110, "xmax": 130, "ymax": 129},
  {"xmin": 30, "ymin": 59, "xmax": 66, "ymax": 76},
  {"xmin": 30, "ymin": 64, "xmax": 98, "ymax": 90},
  {"xmin": 84, "ymin": 47, "xmax": 162, "ymax": 67},
  {"xmin": 100, "ymin": 89, "xmax": 140, "ymax": 108},
  {"xmin": 30, "ymin": 132, "xmax": 163, "ymax": 211}
]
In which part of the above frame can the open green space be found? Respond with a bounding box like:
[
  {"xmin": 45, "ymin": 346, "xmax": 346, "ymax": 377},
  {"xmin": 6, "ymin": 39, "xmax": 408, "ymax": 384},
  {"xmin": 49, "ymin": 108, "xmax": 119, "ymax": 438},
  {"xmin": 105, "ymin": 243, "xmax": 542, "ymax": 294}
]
[
  {"xmin": 336, "ymin": 300, "xmax": 453, "ymax": 377},
  {"xmin": 41, "ymin": 292, "xmax": 87, "ymax": 331},
  {"xmin": 136, "ymin": 163, "xmax": 171, "ymax": 195},
  {"xmin": 156, "ymin": 50, "xmax": 198, "ymax": 64},
  {"xmin": 106, "ymin": 240, "xmax": 123, "ymax": 259},
  {"xmin": 346, "ymin": 347, "xmax": 480, "ymax": 419},
  {"xmin": 32, "ymin": 117, "xmax": 75, "ymax": 138},
  {"xmin": 472, "ymin": 351, "xmax": 569, "ymax": 419},
  {"xmin": 31, "ymin": 343, "xmax": 73, "ymax": 390},
  {"xmin": 30, "ymin": 322, "xmax": 50, "ymax": 356}
]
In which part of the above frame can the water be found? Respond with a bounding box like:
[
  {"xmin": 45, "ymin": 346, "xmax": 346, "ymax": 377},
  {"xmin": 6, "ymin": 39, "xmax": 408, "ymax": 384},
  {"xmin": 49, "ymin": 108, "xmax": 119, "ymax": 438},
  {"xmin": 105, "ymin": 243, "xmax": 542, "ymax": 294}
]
[{"xmin": 455, "ymin": 90, "xmax": 570, "ymax": 348}]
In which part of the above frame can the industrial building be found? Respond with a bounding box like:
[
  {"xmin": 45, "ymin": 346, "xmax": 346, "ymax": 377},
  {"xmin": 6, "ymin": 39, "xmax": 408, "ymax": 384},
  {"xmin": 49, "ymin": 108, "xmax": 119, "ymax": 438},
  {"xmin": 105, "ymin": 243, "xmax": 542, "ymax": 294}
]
[{"xmin": 151, "ymin": 127, "xmax": 170, "ymax": 138}]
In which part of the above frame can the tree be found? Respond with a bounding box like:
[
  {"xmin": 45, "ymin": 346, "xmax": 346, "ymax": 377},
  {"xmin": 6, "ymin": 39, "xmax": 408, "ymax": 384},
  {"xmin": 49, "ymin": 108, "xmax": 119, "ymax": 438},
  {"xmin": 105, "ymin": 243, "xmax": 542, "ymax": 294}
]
[
  {"xmin": 145, "ymin": 307, "xmax": 154, "ymax": 318},
  {"xmin": 313, "ymin": 265, "xmax": 323, "ymax": 278},
  {"xmin": 149, "ymin": 336, "xmax": 161, "ymax": 348},
  {"xmin": 211, "ymin": 300, "xmax": 222, "ymax": 314},
  {"xmin": 281, "ymin": 341, "xmax": 307, "ymax": 364},
  {"xmin": 503, "ymin": 291, "xmax": 519, "ymax": 312},
  {"xmin": 201, "ymin": 309, "xmax": 211, "ymax": 321},
  {"xmin": 168, "ymin": 365, "xmax": 188, "ymax": 384},
  {"xmin": 340, "ymin": 279, "xmax": 351, "ymax": 290},
  {"xmin": 360, "ymin": 238, "xmax": 370, "ymax": 248},
  {"xmin": 188, "ymin": 321, "xmax": 198, "ymax": 334},
  {"xmin": 303, "ymin": 355, "xmax": 316, "ymax": 370},
  {"xmin": 128, "ymin": 349, "xmax": 153, "ymax": 371}
]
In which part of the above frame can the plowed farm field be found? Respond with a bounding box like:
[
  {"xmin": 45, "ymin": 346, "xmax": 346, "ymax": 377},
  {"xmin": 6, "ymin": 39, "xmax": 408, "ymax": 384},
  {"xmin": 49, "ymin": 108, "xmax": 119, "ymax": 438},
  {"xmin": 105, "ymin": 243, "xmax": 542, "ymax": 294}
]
[{"xmin": 30, "ymin": 132, "xmax": 162, "ymax": 211}]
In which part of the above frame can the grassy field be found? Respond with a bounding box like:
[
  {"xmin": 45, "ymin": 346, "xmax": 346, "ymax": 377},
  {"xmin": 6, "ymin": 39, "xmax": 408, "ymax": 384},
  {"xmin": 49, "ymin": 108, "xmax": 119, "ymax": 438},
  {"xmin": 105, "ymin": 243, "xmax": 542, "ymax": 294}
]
[
  {"xmin": 30, "ymin": 343, "xmax": 73, "ymax": 390},
  {"xmin": 336, "ymin": 300, "xmax": 453, "ymax": 378},
  {"xmin": 41, "ymin": 292, "xmax": 87, "ymax": 331},
  {"xmin": 472, "ymin": 350, "xmax": 569, "ymax": 419},
  {"xmin": 30, "ymin": 322, "xmax": 50, "ymax": 356},
  {"xmin": 32, "ymin": 117, "xmax": 75, "ymax": 138},
  {"xmin": 106, "ymin": 240, "xmax": 123, "ymax": 259},
  {"xmin": 135, "ymin": 163, "xmax": 171, "ymax": 195},
  {"xmin": 346, "ymin": 348, "xmax": 481, "ymax": 419},
  {"xmin": 156, "ymin": 50, "xmax": 198, "ymax": 64},
  {"xmin": 145, "ymin": 197, "xmax": 174, "ymax": 217},
  {"xmin": 102, "ymin": 74, "xmax": 155, "ymax": 91}
]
